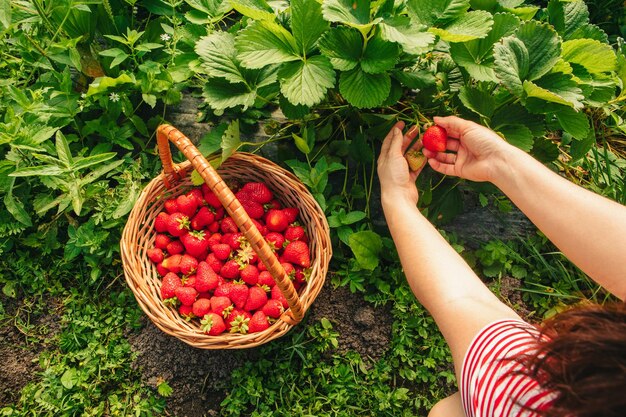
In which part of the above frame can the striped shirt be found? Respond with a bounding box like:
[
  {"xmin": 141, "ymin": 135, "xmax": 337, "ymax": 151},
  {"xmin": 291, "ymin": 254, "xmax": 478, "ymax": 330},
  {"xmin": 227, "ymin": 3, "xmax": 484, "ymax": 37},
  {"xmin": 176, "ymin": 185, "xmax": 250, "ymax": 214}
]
[{"xmin": 460, "ymin": 319, "xmax": 556, "ymax": 417}]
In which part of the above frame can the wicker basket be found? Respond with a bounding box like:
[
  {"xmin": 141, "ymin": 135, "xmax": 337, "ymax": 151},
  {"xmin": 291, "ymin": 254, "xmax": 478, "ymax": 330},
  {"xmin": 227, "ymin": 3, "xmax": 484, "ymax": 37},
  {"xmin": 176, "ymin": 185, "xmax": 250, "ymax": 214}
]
[{"xmin": 121, "ymin": 124, "xmax": 332, "ymax": 349}]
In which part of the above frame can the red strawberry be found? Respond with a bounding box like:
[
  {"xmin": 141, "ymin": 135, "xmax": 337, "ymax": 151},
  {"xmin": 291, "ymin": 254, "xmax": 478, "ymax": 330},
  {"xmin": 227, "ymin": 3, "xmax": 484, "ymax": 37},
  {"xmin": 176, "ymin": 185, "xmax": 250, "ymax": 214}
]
[
  {"xmin": 195, "ymin": 261, "xmax": 219, "ymax": 292},
  {"xmin": 198, "ymin": 291, "xmax": 211, "ymax": 300},
  {"xmin": 294, "ymin": 267, "xmax": 309, "ymax": 285},
  {"xmin": 213, "ymin": 206, "xmax": 225, "ymax": 220},
  {"xmin": 226, "ymin": 309, "xmax": 251, "ymax": 334},
  {"xmin": 166, "ymin": 240, "xmax": 185, "ymax": 255},
  {"xmin": 281, "ymin": 262, "xmax": 296, "ymax": 279},
  {"xmin": 147, "ymin": 248, "xmax": 165, "ymax": 264},
  {"xmin": 207, "ymin": 232, "xmax": 222, "ymax": 247},
  {"xmin": 265, "ymin": 209, "xmax": 289, "ymax": 232},
  {"xmin": 160, "ymin": 272, "xmax": 182, "ymax": 299},
  {"xmin": 282, "ymin": 241, "xmax": 311, "ymax": 268},
  {"xmin": 257, "ymin": 260, "xmax": 267, "ymax": 271},
  {"xmin": 265, "ymin": 232, "xmax": 285, "ymax": 251},
  {"xmin": 164, "ymin": 198, "xmax": 178, "ymax": 214},
  {"xmin": 154, "ymin": 212, "xmax": 170, "ymax": 233},
  {"xmin": 176, "ymin": 194, "xmax": 199, "ymax": 217},
  {"xmin": 181, "ymin": 230, "xmax": 209, "ymax": 258},
  {"xmin": 271, "ymin": 285, "xmax": 289, "ymax": 309},
  {"xmin": 201, "ymin": 312, "xmax": 226, "ymax": 335},
  {"xmin": 266, "ymin": 199, "xmax": 282, "ymax": 210},
  {"xmin": 244, "ymin": 286, "xmax": 267, "ymax": 311},
  {"xmin": 248, "ymin": 311, "xmax": 270, "ymax": 333},
  {"xmin": 183, "ymin": 275, "xmax": 197, "ymax": 288},
  {"xmin": 220, "ymin": 260, "xmax": 241, "ymax": 279},
  {"xmin": 422, "ymin": 125, "xmax": 448, "ymax": 152},
  {"xmin": 284, "ymin": 225, "xmax": 306, "ymax": 242},
  {"xmin": 282, "ymin": 207, "xmax": 299, "ymax": 224},
  {"xmin": 240, "ymin": 264, "xmax": 259, "ymax": 286},
  {"xmin": 205, "ymin": 253, "xmax": 224, "ymax": 273},
  {"xmin": 202, "ymin": 186, "xmax": 222, "ymax": 208},
  {"xmin": 162, "ymin": 254, "xmax": 183, "ymax": 273},
  {"xmin": 242, "ymin": 182, "xmax": 273, "ymax": 204},
  {"xmin": 187, "ymin": 188, "xmax": 204, "ymax": 206},
  {"xmin": 210, "ymin": 296, "xmax": 234, "ymax": 318},
  {"xmin": 211, "ymin": 243, "xmax": 232, "ymax": 261},
  {"xmin": 175, "ymin": 286, "xmax": 198, "ymax": 306},
  {"xmin": 214, "ymin": 282, "xmax": 233, "ymax": 298},
  {"xmin": 156, "ymin": 263, "xmax": 169, "ymax": 276},
  {"xmin": 261, "ymin": 299, "xmax": 284, "ymax": 318},
  {"xmin": 179, "ymin": 304, "xmax": 194, "ymax": 320},
  {"xmin": 167, "ymin": 212, "xmax": 190, "ymax": 237},
  {"xmin": 221, "ymin": 233, "xmax": 243, "ymax": 250},
  {"xmin": 191, "ymin": 206, "xmax": 215, "ymax": 230},
  {"xmin": 257, "ymin": 271, "xmax": 275, "ymax": 288},
  {"xmin": 241, "ymin": 200, "xmax": 265, "ymax": 219},
  {"xmin": 220, "ymin": 217, "xmax": 238, "ymax": 234},
  {"xmin": 192, "ymin": 298, "xmax": 211, "ymax": 317},
  {"xmin": 251, "ymin": 219, "xmax": 267, "ymax": 236},
  {"xmin": 154, "ymin": 234, "xmax": 171, "ymax": 249},
  {"xmin": 208, "ymin": 221, "xmax": 220, "ymax": 232},
  {"xmin": 179, "ymin": 254, "xmax": 199, "ymax": 275},
  {"xmin": 228, "ymin": 283, "xmax": 249, "ymax": 309}
]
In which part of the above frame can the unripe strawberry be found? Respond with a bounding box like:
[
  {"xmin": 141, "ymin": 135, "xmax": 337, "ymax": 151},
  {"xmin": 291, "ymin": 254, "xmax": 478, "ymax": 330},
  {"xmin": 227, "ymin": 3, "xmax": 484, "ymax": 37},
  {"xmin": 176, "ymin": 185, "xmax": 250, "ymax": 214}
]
[{"xmin": 422, "ymin": 125, "xmax": 448, "ymax": 152}]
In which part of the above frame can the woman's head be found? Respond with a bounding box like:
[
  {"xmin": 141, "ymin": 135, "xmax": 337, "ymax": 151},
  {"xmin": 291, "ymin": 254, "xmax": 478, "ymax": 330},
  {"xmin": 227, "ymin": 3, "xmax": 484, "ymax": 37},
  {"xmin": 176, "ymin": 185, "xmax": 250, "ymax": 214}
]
[{"xmin": 528, "ymin": 302, "xmax": 626, "ymax": 417}]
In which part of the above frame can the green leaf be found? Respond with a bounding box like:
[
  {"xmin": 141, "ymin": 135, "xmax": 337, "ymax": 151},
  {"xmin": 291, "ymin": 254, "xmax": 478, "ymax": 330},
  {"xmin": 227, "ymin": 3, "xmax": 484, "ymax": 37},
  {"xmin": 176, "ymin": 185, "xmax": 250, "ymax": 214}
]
[
  {"xmin": 339, "ymin": 68, "xmax": 390, "ymax": 108},
  {"xmin": 524, "ymin": 72, "xmax": 584, "ymax": 111},
  {"xmin": 198, "ymin": 123, "xmax": 228, "ymax": 156},
  {"xmin": 292, "ymin": 132, "xmax": 312, "ymax": 154},
  {"xmin": 569, "ymin": 126, "xmax": 595, "ymax": 161},
  {"xmin": 79, "ymin": 160, "xmax": 125, "ymax": 186},
  {"xmin": 279, "ymin": 96, "xmax": 310, "ymax": 119},
  {"xmin": 221, "ymin": 120, "xmax": 241, "ymax": 163},
  {"xmin": 195, "ymin": 32, "xmax": 246, "ymax": 83},
  {"xmin": 318, "ymin": 26, "xmax": 362, "ymax": 71},
  {"xmin": 61, "ymin": 369, "xmax": 78, "ymax": 389},
  {"xmin": 531, "ymin": 137, "xmax": 560, "ymax": 163},
  {"xmin": 515, "ymin": 21, "xmax": 561, "ymax": 81},
  {"xmin": 555, "ymin": 107, "xmax": 590, "ymax": 140},
  {"xmin": 291, "ymin": 0, "xmax": 329, "ymax": 54},
  {"xmin": 321, "ymin": 0, "xmax": 376, "ymax": 30},
  {"xmin": 547, "ymin": 0, "xmax": 589, "ymax": 40},
  {"xmin": 493, "ymin": 36, "xmax": 528, "ymax": 96},
  {"xmin": 86, "ymin": 74, "xmax": 135, "ymax": 96},
  {"xmin": 429, "ymin": 10, "xmax": 494, "ymax": 42},
  {"xmin": 203, "ymin": 79, "xmax": 256, "ymax": 110},
  {"xmin": 0, "ymin": 0, "xmax": 11, "ymax": 30},
  {"xmin": 72, "ymin": 153, "xmax": 117, "ymax": 171},
  {"xmin": 236, "ymin": 20, "xmax": 300, "ymax": 69},
  {"xmin": 561, "ymin": 39, "xmax": 616, "ymax": 74},
  {"xmin": 10, "ymin": 166, "xmax": 64, "ymax": 177},
  {"xmin": 379, "ymin": 17, "xmax": 436, "ymax": 55},
  {"xmin": 230, "ymin": 0, "xmax": 276, "ymax": 21},
  {"xmin": 568, "ymin": 24, "xmax": 608, "ymax": 43},
  {"xmin": 458, "ymin": 86, "xmax": 495, "ymax": 118},
  {"xmin": 55, "ymin": 131, "xmax": 73, "ymax": 168},
  {"xmin": 497, "ymin": 124, "xmax": 533, "ymax": 151},
  {"xmin": 4, "ymin": 191, "xmax": 32, "ymax": 227},
  {"xmin": 407, "ymin": 0, "xmax": 470, "ymax": 27},
  {"xmin": 279, "ymin": 55, "xmax": 335, "ymax": 106},
  {"xmin": 348, "ymin": 230, "xmax": 382, "ymax": 270},
  {"xmin": 361, "ymin": 35, "xmax": 399, "ymax": 74}
]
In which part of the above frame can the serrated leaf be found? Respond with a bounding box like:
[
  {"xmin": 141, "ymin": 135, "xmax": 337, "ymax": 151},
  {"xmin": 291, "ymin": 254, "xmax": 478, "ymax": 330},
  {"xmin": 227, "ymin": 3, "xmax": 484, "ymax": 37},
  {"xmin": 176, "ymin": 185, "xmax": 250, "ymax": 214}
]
[
  {"xmin": 497, "ymin": 124, "xmax": 533, "ymax": 151},
  {"xmin": 195, "ymin": 32, "xmax": 246, "ymax": 83},
  {"xmin": 0, "ymin": 0, "xmax": 11, "ymax": 29},
  {"xmin": 547, "ymin": 0, "xmax": 589, "ymax": 40},
  {"xmin": 279, "ymin": 96, "xmax": 310, "ymax": 119},
  {"xmin": 4, "ymin": 191, "xmax": 32, "ymax": 227},
  {"xmin": 568, "ymin": 24, "xmax": 608, "ymax": 43},
  {"xmin": 339, "ymin": 68, "xmax": 390, "ymax": 108},
  {"xmin": 321, "ymin": 0, "xmax": 376, "ymax": 30},
  {"xmin": 561, "ymin": 39, "xmax": 616, "ymax": 74},
  {"xmin": 191, "ymin": 169, "xmax": 204, "ymax": 185},
  {"xmin": 492, "ymin": 104, "xmax": 543, "ymax": 136},
  {"xmin": 515, "ymin": 21, "xmax": 561, "ymax": 81},
  {"xmin": 407, "ymin": 0, "xmax": 470, "ymax": 27},
  {"xmin": 348, "ymin": 230, "xmax": 382, "ymax": 270},
  {"xmin": 429, "ymin": 10, "xmax": 494, "ymax": 42},
  {"xmin": 393, "ymin": 69, "xmax": 436, "ymax": 89},
  {"xmin": 531, "ymin": 137, "xmax": 560, "ymax": 163},
  {"xmin": 555, "ymin": 107, "xmax": 590, "ymax": 140},
  {"xmin": 493, "ymin": 36, "xmax": 528, "ymax": 96},
  {"xmin": 221, "ymin": 120, "xmax": 241, "ymax": 162},
  {"xmin": 379, "ymin": 17, "xmax": 436, "ymax": 55},
  {"xmin": 458, "ymin": 86, "xmax": 495, "ymax": 118},
  {"xmin": 230, "ymin": 0, "xmax": 276, "ymax": 21},
  {"xmin": 279, "ymin": 55, "xmax": 335, "ymax": 106},
  {"xmin": 291, "ymin": 0, "xmax": 329, "ymax": 54},
  {"xmin": 524, "ymin": 72, "xmax": 584, "ymax": 111},
  {"xmin": 203, "ymin": 79, "xmax": 257, "ymax": 110},
  {"xmin": 361, "ymin": 35, "xmax": 399, "ymax": 74},
  {"xmin": 318, "ymin": 26, "xmax": 362, "ymax": 71},
  {"xmin": 236, "ymin": 20, "xmax": 300, "ymax": 69}
]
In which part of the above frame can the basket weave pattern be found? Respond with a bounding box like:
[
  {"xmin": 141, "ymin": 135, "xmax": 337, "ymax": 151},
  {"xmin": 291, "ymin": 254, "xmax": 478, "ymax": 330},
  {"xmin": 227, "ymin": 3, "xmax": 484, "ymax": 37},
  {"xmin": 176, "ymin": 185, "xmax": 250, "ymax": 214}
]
[{"xmin": 121, "ymin": 125, "xmax": 331, "ymax": 349}]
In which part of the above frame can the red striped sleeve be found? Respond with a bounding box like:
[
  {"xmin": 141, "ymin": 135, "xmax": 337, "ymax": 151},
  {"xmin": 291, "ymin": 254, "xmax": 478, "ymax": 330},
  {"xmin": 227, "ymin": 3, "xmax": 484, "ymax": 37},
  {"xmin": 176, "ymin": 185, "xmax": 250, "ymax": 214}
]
[{"xmin": 460, "ymin": 319, "xmax": 556, "ymax": 417}]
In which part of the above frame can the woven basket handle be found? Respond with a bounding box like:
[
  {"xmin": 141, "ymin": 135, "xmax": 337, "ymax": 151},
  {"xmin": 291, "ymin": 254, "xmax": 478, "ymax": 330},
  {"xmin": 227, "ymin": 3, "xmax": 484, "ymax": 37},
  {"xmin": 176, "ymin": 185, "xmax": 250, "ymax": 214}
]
[{"xmin": 157, "ymin": 124, "xmax": 304, "ymax": 325}]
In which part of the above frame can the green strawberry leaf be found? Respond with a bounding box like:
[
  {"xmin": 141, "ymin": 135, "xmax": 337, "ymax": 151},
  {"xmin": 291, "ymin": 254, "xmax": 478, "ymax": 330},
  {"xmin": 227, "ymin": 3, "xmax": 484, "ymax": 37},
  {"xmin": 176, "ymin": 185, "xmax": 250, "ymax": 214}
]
[
  {"xmin": 229, "ymin": 0, "xmax": 275, "ymax": 21},
  {"xmin": 561, "ymin": 39, "xmax": 616, "ymax": 74},
  {"xmin": 458, "ymin": 86, "xmax": 495, "ymax": 118},
  {"xmin": 318, "ymin": 26, "xmax": 362, "ymax": 71},
  {"xmin": 321, "ymin": 0, "xmax": 379, "ymax": 31},
  {"xmin": 379, "ymin": 17, "xmax": 436, "ymax": 55},
  {"xmin": 339, "ymin": 68, "xmax": 391, "ymax": 108},
  {"xmin": 515, "ymin": 21, "xmax": 561, "ymax": 81},
  {"xmin": 493, "ymin": 36, "xmax": 529, "ymax": 96},
  {"xmin": 547, "ymin": 0, "xmax": 588, "ymax": 41},
  {"xmin": 221, "ymin": 120, "xmax": 241, "ymax": 163},
  {"xmin": 235, "ymin": 20, "xmax": 300, "ymax": 69},
  {"xmin": 497, "ymin": 124, "xmax": 533, "ymax": 151},
  {"xmin": 407, "ymin": 0, "xmax": 470, "ymax": 27},
  {"xmin": 279, "ymin": 55, "xmax": 335, "ymax": 106},
  {"xmin": 429, "ymin": 10, "xmax": 494, "ymax": 42},
  {"xmin": 202, "ymin": 79, "xmax": 257, "ymax": 110},
  {"xmin": 524, "ymin": 72, "xmax": 584, "ymax": 111},
  {"xmin": 348, "ymin": 230, "xmax": 382, "ymax": 270},
  {"xmin": 291, "ymin": 0, "xmax": 329, "ymax": 54},
  {"xmin": 195, "ymin": 32, "xmax": 246, "ymax": 83},
  {"xmin": 361, "ymin": 34, "xmax": 399, "ymax": 74},
  {"xmin": 555, "ymin": 107, "xmax": 590, "ymax": 140}
]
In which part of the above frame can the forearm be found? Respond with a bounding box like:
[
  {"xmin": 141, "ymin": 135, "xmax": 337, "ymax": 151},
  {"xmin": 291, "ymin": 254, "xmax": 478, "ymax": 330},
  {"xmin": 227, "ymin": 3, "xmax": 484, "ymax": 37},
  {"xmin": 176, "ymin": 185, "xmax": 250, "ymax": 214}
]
[
  {"xmin": 492, "ymin": 148, "xmax": 626, "ymax": 300},
  {"xmin": 382, "ymin": 193, "xmax": 519, "ymax": 368}
]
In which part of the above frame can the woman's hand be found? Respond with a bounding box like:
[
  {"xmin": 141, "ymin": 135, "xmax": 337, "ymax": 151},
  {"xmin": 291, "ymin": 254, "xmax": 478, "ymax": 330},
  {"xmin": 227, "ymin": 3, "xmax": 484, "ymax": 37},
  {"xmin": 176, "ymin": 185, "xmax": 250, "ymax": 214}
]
[
  {"xmin": 377, "ymin": 121, "xmax": 424, "ymax": 206},
  {"xmin": 423, "ymin": 116, "xmax": 516, "ymax": 183}
]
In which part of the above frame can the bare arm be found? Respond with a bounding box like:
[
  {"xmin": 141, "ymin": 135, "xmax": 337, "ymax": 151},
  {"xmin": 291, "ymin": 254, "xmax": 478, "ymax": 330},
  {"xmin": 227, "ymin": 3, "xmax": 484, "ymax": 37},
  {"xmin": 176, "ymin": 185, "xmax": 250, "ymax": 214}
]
[
  {"xmin": 378, "ymin": 123, "xmax": 519, "ymax": 376},
  {"xmin": 429, "ymin": 116, "xmax": 626, "ymax": 300}
]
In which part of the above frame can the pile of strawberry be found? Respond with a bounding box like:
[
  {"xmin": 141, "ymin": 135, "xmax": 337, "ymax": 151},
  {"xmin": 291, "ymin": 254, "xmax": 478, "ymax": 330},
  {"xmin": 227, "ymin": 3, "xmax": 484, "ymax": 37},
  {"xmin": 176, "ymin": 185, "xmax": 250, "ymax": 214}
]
[{"xmin": 146, "ymin": 181, "xmax": 311, "ymax": 336}]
